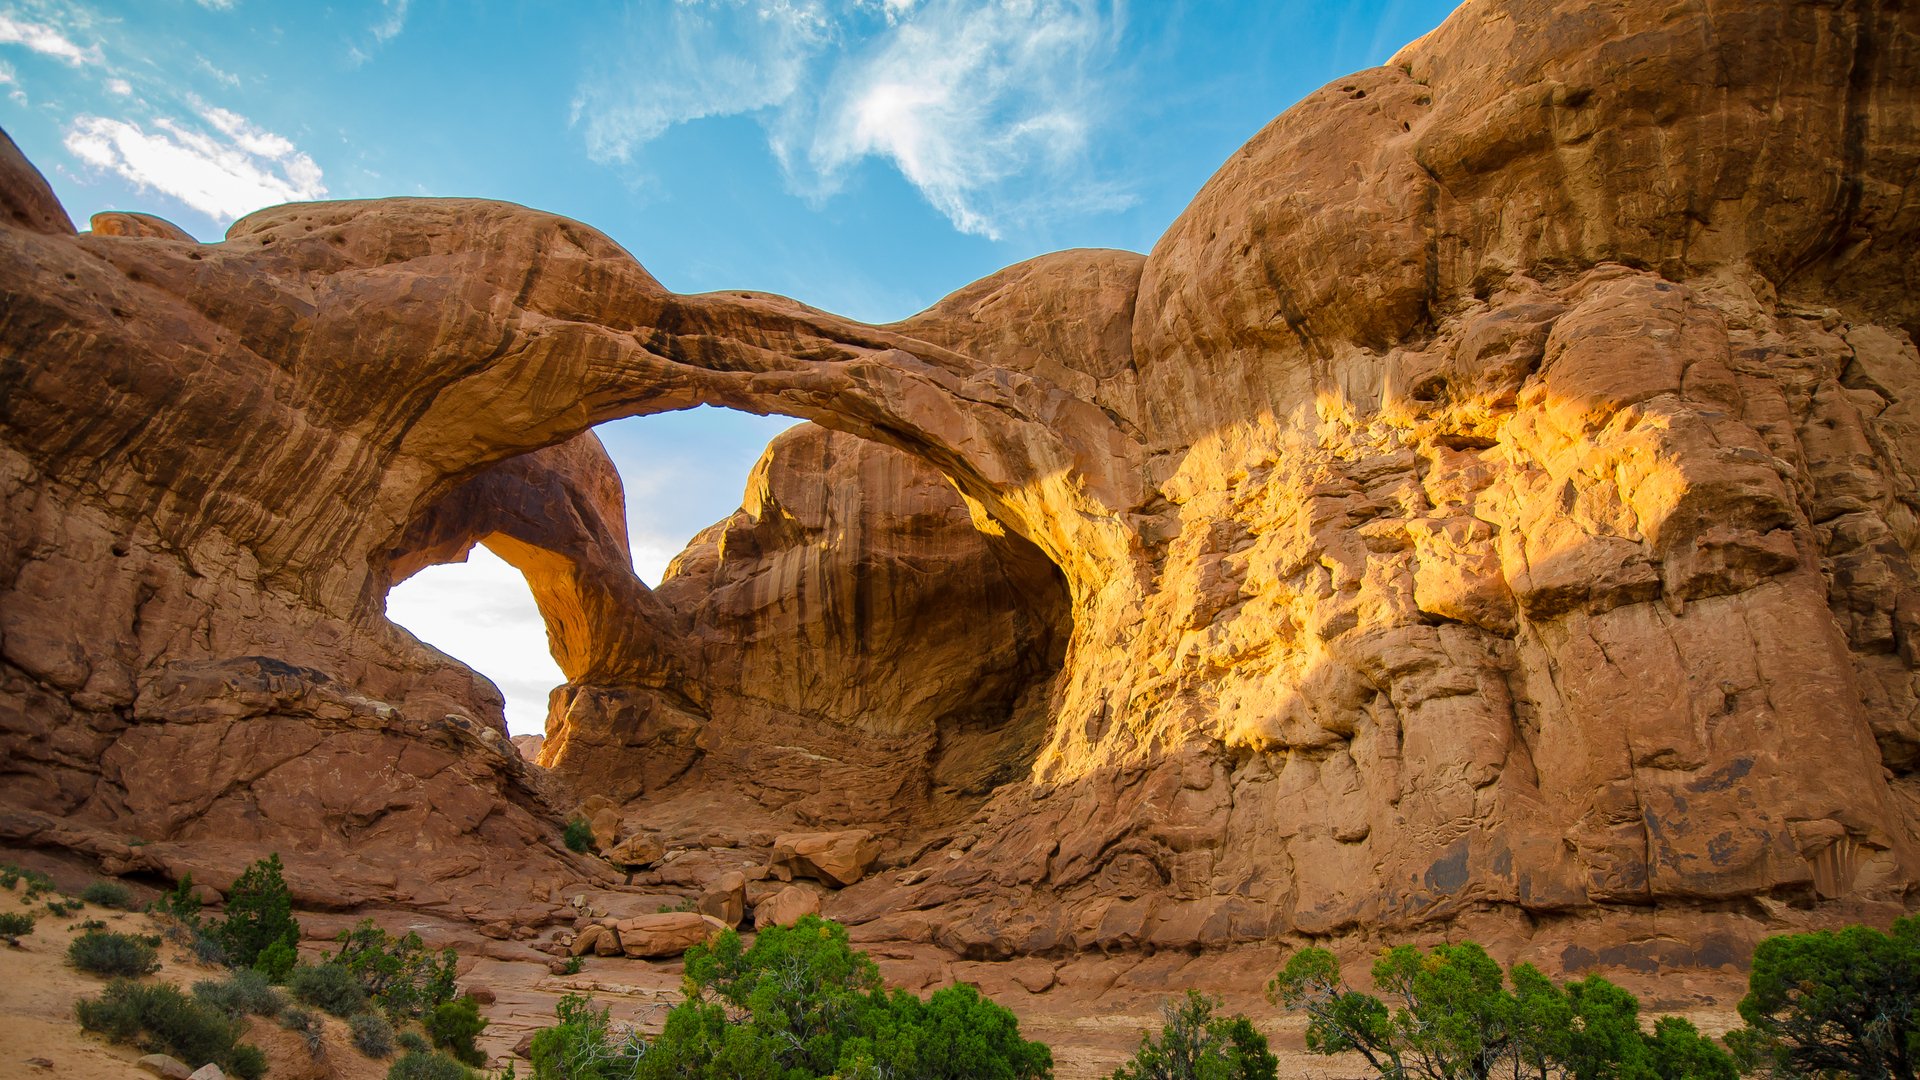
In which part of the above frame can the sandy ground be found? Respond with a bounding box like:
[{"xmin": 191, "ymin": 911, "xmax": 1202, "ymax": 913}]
[
  {"xmin": 0, "ymin": 850, "xmax": 1750, "ymax": 1080},
  {"xmin": 0, "ymin": 874, "xmax": 385, "ymax": 1080}
]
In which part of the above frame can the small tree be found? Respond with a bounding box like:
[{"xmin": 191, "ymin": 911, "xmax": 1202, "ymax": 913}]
[
  {"xmin": 426, "ymin": 995, "xmax": 488, "ymax": 1066},
  {"xmin": 1109, "ymin": 990, "xmax": 1276, "ymax": 1080},
  {"xmin": 330, "ymin": 918, "xmax": 458, "ymax": 1018},
  {"xmin": 1270, "ymin": 942, "xmax": 1734, "ymax": 1080},
  {"xmin": 215, "ymin": 854, "xmax": 300, "ymax": 973},
  {"xmin": 1728, "ymin": 915, "xmax": 1920, "ymax": 1079}
]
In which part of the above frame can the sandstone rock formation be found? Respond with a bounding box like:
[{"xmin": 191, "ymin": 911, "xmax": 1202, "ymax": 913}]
[
  {"xmin": 3, "ymin": 0, "xmax": 1919, "ymax": 976},
  {"xmin": 770, "ymin": 831, "xmax": 882, "ymax": 888}
]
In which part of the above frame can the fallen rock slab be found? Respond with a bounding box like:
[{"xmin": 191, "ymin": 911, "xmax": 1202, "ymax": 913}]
[
  {"xmin": 614, "ymin": 911, "xmax": 726, "ymax": 958},
  {"xmin": 770, "ymin": 831, "xmax": 880, "ymax": 887}
]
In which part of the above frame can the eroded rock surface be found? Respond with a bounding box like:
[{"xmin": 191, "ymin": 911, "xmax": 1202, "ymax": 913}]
[{"xmin": 3, "ymin": 0, "xmax": 1919, "ymax": 974}]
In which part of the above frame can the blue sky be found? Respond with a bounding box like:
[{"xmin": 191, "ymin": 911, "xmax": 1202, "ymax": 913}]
[{"xmin": 2, "ymin": 0, "xmax": 1459, "ymax": 732}]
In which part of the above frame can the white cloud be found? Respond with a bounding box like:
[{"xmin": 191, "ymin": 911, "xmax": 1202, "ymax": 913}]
[
  {"xmin": 573, "ymin": 0, "xmax": 832, "ymax": 163},
  {"xmin": 386, "ymin": 547, "xmax": 564, "ymax": 736},
  {"xmin": 572, "ymin": 0, "xmax": 1128, "ymax": 239},
  {"xmin": 63, "ymin": 106, "xmax": 326, "ymax": 222},
  {"xmin": 348, "ymin": 0, "xmax": 410, "ymax": 64},
  {"xmin": 104, "ymin": 75, "xmax": 129, "ymax": 95},
  {"xmin": 372, "ymin": 0, "xmax": 409, "ymax": 42},
  {"xmin": 801, "ymin": 0, "xmax": 1115, "ymax": 239},
  {"xmin": 196, "ymin": 0, "xmax": 236, "ymax": 9},
  {"xmin": 195, "ymin": 56, "xmax": 240, "ymax": 88},
  {"xmin": 0, "ymin": 11, "xmax": 103, "ymax": 66}
]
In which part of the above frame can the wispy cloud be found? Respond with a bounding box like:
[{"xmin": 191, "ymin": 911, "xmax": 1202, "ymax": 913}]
[
  {"xmin": 572, "ymin": 0, "xmax": 1129, "ymax": 240},
  {"xmin": 63, "ymin": 103, "xmax": 326, "ymax": 221},
  {"xmin": 195, "ymin": 0, "xmax": 236, "ymax": 10},
  {"xmin": 348, "ymin": 0, "xmax": 410, "ymax": 65},
  {"xmin": 573, "ymin": 0, "xmax": 833, "ymax": 162},
  {"xmin": 195, "ymin": 55, "xmax": 240, "ymax": 87},
  {"xmin": 0, "ymin": 11, "xmax": 103, "ymax": 67}
]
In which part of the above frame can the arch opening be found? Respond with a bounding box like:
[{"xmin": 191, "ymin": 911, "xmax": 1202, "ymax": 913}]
[{"xmin": 380, "ymin": 402, "xmax": 1074, "ymax": 838}]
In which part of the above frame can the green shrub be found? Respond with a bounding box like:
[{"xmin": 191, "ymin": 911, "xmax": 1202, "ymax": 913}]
[
  {"xmin": 74, "ymin": 978, "xmax": 266, "ymax": 1079},
  {"xmin": 154, "ymin": 874, "xmax": 203, "ymax": 928},
  {"xmin": 1270, "ymin": 942, "xmax": 1735, "ymax": 1080},
  {"xmin": 46, "ymin": 898, "xmax": 82, "ymax": 917},
  {"xmin": 228, "ymin": 1043, "xmax": 268, "ymax": 1080},
  {"xmin": 562, "ymin": 817, "xmax": 595, "ymax": 855},
  {"xmin": 527, "ymin": 994, "xmax": 643, "ymax": 1080},
  {"xmin": 1728, "ymin": 914, "xmax": 1920, "ymax": 1079},
  {"xmin": 398, "ymin": 1029, "xmax": 431, "ymax": 1053},
  {"xmin": 289, "ymin": 961, "xmax": 370, "ymax": 1016},
  {"xmin": 1, "ymin": 863, "xmax": 56, "ymax": 899},
  {"xmin": 329, "ymin": 917, "xmax": 458, "ymax": 1018},
  {"xmin": 560, "ymin": 955, "xmax": 584, "ymax": 975},
  {"xmin": 536, "ymin": 916, "xmax": 1050, "ymax": 1079},
  {"xmin": 255, "ymin": 937, "xmax": 297, "ymax": 982},
  {"xmin": 352, "ymin": 1010, "xmax": 397, "ymax": 1058},
  {"xmin": 68, "ymin": 930, "xmax": 160, "ymax": 977},
  {"xmin": 1109, "ymin": 991, "xmax": 1275, "ymax": 1080},
  {"xmin": 81, "ymin": 880, "xmax": 134, "ymax": 910},
  {"xmin": 388, "ymin": 1049, "xmax": 473, "ymax": 1080},
  {"xmin": 214, "ymin": 854, "xmax": 300, "ymax": 972},
  {"xmin": 0, "ymin": 911, "xmax": 33, "ymax": 944},
  {"xmin": 426, "ymin": 995, "xmax": 488, "ymax": 1066},
  {"xmin": 193, "ymin": 969, "xmax": 286, "ymax": 1018}
]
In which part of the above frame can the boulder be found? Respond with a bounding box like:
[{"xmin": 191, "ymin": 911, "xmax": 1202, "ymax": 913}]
[
  {"xmin": 754, "ymin": 885, "xmax": 822, "ymax": 930},
  {"xmin": 568, "ymin": 924, "xmax": 604, "ymax": 957},
  {"xmin": 138, "ymin": 1056, "xmax": 193, "ymax": 1080},
  {"xmin": 698, "ymin": 870, "xmax": 746, "ymax": 927},
  {"xmin": 188, "ymin": 1067, "xmax": 226, "ymax": 1080},
  {"xmin": 613, "ymin": 911, "xmax": 725, "ymax": 958},
  {"xmin": 605, "ymin": 833, "xmax": 664, "ymax": 868},
  {"xmin": 769, "ymin": 831, "xmax": 880, "ymax": 887}
]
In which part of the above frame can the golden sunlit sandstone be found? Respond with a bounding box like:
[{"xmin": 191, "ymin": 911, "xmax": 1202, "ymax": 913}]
[{"xmin": 2, "ymin": 0, "xmax": 1918, "ymax": 991}]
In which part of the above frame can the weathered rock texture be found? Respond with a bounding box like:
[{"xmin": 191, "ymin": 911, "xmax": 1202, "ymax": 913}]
[{"xmin": 3, "ymin": 0, "xmax": 1920, "ymax": 970}]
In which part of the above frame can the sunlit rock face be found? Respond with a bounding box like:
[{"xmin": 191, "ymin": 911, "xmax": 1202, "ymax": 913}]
[{"xmin": 2, "ymin": 0, "xmax": 1919, "ymax": 965}]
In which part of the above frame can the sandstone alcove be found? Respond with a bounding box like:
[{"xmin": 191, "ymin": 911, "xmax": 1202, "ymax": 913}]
[{"xmin": 377, "ymin": 406, "xmax": 1073, "ymax": 838}]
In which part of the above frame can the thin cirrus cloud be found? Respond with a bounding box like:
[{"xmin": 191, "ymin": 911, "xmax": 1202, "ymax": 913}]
[
  {"xmin": 571, "ymin": 0, "xmax": 1129, "ymax": 241},
  {"xmin": 0, "ymin": 11, "xmax": 103, "ymax": 67},
  {"xmin": 63, "ymin": 103, "xmax": 327, "ymax": 222}
]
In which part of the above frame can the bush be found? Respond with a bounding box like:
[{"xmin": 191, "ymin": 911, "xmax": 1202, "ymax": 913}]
[
  {"xmin": 398, "ymin": 1028, "xmax": 431, "ymax": 1053},
  {"xmin": 1, "ymin": 863, "xmax": 56, "ymax": 899},
  {"xmin": 426, "ymin": 995, "xmax": 488, "ymax": 1066},
  {"xmin": 193, "ymin": 969, "xmax": 286, "ymax": 1019},
  {"xmin": 1270, "ymin": 942, "xmax": 1735, "ymax": 1080},
  {"xmin": 214, "ymin": 854, "xmax": 301, "ymax": 972},
  {"xmin": 581, "ymin": 915, "xmax": 1051, "ymax": 1079},
  {"xmin": 563, "ymin": 817, "xmax": 595, "ymax": 855},
  {"xmin": 154, "ymin": 874, "xmax": 203, "ymax": 928},
  {"xmin": 254, "ymin": 937, "xmax": 297, "ymax": 982},
  {"xmin": 68, "ymin": 930, "xmax": 160, "ymax": 977},
  {"xmin": 0, "ymin": 911, "xmax": 33, "ymax": 944},
  {"xmin": 329, "ymin": 917, "xmax": 458, "ymax": 1018},
  {"xmin": 388, "ymin": 1049, "xmax": 473, "ymax": 1080},
  {"xmin": 46, "ymin": 898, "xmax": 82, "ymax": 917},
  {"xmin": 527, "ymin": 994, "xmax": 644, "ymax": 1080},
  {"xmin": 74, "ymin": 978, "xmax": 267, "ymax": 1079},
  {"xmin": 81, "ymin": 880, "xmax": 134, "ymax": 910},
  {"xmin": 1110, "ymin": 991, "xmax": 1275, "ymax": 1080},
  {"xmin": 280, "ymin": 1004, "xmax": 326, "ymax": 1058},
  {"xmin": 561, "ymin": 955, "xmax": 584, "ymax": 975},
  {"xmin": 352, "ymin": 1009, "xmax": 397, "ymax": 1058},
  {"xmin": 289, "ymin": 961, "xmax": 370, "ymax": 1016},
  {"xmin": 1728, "ymin": 914, "xmax": 1920, "ymax": 1079}
]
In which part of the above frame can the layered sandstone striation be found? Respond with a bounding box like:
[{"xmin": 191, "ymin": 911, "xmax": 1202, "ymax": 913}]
[{"xmin": 2, "ymin": 0, "xmax": 1918, "ymax": 973}]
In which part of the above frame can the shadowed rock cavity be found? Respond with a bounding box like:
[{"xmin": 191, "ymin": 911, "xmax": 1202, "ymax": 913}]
[{"xmin": 3, "ymin": 0, "xmax": 1920, "ymax": 965}]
